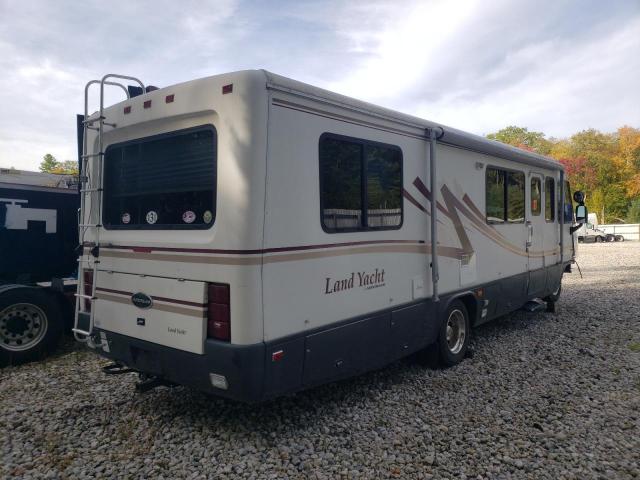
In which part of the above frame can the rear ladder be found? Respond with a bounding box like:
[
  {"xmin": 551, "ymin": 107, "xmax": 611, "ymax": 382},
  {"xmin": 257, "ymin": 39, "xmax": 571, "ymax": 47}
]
[{"xmin": 73, "ymin": 74, "xmax": 145, "ymax": 343}]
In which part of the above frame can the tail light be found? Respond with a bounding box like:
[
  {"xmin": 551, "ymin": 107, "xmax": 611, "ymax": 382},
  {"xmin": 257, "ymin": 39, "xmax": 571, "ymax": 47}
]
[
  {"xmin": 83, "ymin": 270, "xmax": 94, "ymax": 311},
  {"xmin": 207, "ymin": 283, "xmax": 230, "ymax": 342}
]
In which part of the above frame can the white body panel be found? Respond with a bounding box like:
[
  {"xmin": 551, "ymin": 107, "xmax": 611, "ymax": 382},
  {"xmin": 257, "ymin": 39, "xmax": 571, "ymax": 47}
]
[{"xmin": 79, "ymin": 70, "xmax": 573, "ymax": 357}]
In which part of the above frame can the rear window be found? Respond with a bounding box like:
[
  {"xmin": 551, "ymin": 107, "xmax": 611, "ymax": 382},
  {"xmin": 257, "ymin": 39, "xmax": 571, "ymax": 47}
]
[{"xmin": 103, "ymin": 126, "xmax": 216, "ymax": 229}]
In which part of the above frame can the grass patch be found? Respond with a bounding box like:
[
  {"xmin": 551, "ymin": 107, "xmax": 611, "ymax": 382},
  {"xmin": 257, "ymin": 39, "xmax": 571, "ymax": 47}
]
[{"xmin": 628, "ymin": 342, "xmax": 640, "ymax": 353}]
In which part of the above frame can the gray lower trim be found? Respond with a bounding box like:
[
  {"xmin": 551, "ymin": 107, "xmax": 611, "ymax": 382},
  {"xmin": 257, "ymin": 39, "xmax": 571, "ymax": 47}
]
[{"xmin": 93, "ymin": 263, "xmax": 567, "ymax": 402}]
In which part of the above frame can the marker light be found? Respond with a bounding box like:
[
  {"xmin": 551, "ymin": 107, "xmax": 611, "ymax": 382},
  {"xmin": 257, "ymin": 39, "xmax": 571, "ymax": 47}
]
[
  {"xmin": 165, "ymin": 94, "xmax": 174, "ymax": 103},
  {"xmin": 124, "ymin": 106, "xmax": 131, "ymax": 114},
  {"xmin": 143, "ymin": 100, "xmax": 152, "ymax": 109},
  {"xmin": 207, "ymin": 283, "xmax": 230, "ymax": 341},
  {"xmin": 222, "ymin": 84, "xmax": 233, "ymax": 94}
]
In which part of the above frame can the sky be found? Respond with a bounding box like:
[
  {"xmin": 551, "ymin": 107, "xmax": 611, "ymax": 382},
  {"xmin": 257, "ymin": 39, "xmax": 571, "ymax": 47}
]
[{"xmin": 0, "ymin": 0, "xmax": 639, "ymax": 170}]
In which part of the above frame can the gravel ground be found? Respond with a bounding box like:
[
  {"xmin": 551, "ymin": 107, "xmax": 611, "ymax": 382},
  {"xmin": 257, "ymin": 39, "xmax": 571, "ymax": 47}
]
[{"xmin": 1, "ymin": 243, "xmax": 639, "ymax": 479}]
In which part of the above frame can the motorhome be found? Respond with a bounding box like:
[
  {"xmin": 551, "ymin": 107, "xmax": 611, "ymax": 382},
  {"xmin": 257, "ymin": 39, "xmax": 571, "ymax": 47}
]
[{"xmin": 75, "ymin": 71, "xmax": 586, "ymax": 402}]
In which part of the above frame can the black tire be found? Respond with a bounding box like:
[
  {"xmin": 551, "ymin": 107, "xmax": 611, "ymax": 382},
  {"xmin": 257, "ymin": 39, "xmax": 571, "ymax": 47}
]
[
  {"xmin": 0, "ymin": 287, "xmax": 62, "ymax": 367},
  {"xmin": 437, "ymin": 300, "xmax": 470, "ymax": 367},
  {"xmin": 616, "ymin": 235, "xmax": 624, "ymax": 242},
  {"xmin": 595, "ymin": 236, "xmax": 603, "ymax": 243},
  {"xmin": 605, "ymin": 234, "xmax": 615, "ymax": 242}
]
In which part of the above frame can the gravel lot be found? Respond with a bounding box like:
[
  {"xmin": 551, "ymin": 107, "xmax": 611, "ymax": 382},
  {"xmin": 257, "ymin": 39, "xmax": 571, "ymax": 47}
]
[{"xmin": 2, "ymin": 243, "xmax": 639, "ymax": 479}]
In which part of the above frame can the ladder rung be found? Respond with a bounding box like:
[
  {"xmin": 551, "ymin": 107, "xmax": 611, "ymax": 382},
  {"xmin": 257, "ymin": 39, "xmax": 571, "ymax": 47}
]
[
  {"xmin": 86, "ymin": 126, "xmax": 99, "ymax": 130},
  {"xmin": 83, "ymin": 116, "xmax": 105, "ymax": 125},
  {"xmin": 80, "ymin": 188, "xmax": 103, "ymax": 193},
  {"xmin": 75, "ymin": 294, "xmax": 96, "ymax": 300},
  {"xmin": 72, "ymin": 328, "xmax": 92, "ymax": 336},
  {"xmin": 79, "ymin": 223, "xmax": 102, "ymax": 228},
  {"xmin": 81, "ymin": 153, "xmax": 104, "ymax": 159},
  {"xmin": 103, "ymin": 122, "xmax": 117, "ymax": 128}
]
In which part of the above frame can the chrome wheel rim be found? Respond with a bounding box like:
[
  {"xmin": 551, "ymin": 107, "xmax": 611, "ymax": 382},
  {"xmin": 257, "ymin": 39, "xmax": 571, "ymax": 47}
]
[
  {"xmin": 0, "ymin": 303, "xmax": 48, "ymax": 352},
  {"xmin": 446, "ymin": 309, "xmax": 466, "ymax": 355}
]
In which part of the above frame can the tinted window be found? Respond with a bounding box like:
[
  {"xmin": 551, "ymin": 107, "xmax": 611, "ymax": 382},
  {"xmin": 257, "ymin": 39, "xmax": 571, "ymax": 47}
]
[
  {"xmin": 563, "ymin": 180, "xmax": 573, "ymax": 222},
  {"xmin": 366, "ymin": 145, "xmax": 402, "ymax": 228},
  {"xmin": 531, "ymin": 177, "xmax": 541, "ymax": 216},
  {"xmin": 545, "ymin": 177, "xmax": 555, "ymax": 222},
  {"xmin": 507, "ymin": 171, "xmax": 525, "ymax": 222},
  {"xmin": 486, "ymin": 167, "xmax": 525, "ymax": 223},
  {"xmin": 320, "ymin": 135, "xmax": 402, "ymax": 232},
  {"xmin": 103, "ymin": 126, "xmax": 216, "ymax": 229},
  {"xmin": 486, "ymin": 168, "xmax": 505, "ymax": 223}
]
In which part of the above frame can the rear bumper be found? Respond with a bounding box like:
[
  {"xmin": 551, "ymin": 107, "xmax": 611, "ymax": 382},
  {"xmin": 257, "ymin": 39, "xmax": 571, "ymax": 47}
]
[{"xmin": 95, "ymin": 329, "xmax": 266, "ymax": 402}]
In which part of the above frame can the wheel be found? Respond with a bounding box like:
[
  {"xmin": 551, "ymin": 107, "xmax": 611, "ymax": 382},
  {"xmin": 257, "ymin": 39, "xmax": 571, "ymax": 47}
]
[
  {"xmin": 616, "ymin": 235, "xmax": 624, "ymax": 242},
  {"xmin": 595, "ymin": 236, "xmax": 603, "ymax": 243},
  {"xmin": 0, "ymin": 287, "xmax": 62, "ymax": 367},
  {"xmin": 606, "ymin": 234, "xmax": 615, "ymax": 242},
  {"xmin": 437, "ymin": 300, "xmax": 470, "ymax": 367}
]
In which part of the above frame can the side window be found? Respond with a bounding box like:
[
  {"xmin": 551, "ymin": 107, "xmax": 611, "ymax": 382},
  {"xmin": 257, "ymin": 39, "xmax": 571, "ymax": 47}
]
[
  {"xmin": 366, "ymin": 145, "xmax": 402, "ymax": 228},
  {"xmin": 530, "ymin": 177, "xmax": 541, "ymax": 216},
  {"xmin": 486, "ymin": 168, "xmax": 506, "ymax": 223},
  {"xmin": 319, "ymin": 137, "xmax": 363, "ymax": 230},
  {"xmin": 486, "ymin": 167, "xmax": 525, "ymax": 223},
  {"xmin": 320, "ymin": 134, "xmax": 402, "ymax": 232},
  {"xmin": 563, "ymin": 180, "xmax": 573, "ymax": 222},
  {"xmin": 507, "ymin": 171, "xmax": 525, "ymax": 223},
  {"xmin": 545, "ymin": 177, "xmax": 555, "ymax": 222}
]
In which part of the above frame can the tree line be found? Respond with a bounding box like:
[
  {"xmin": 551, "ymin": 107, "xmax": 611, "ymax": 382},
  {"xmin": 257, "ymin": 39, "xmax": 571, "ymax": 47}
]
[{"xmin": 487, "ymin": 126, "xmax": 640, "ymax": 223}]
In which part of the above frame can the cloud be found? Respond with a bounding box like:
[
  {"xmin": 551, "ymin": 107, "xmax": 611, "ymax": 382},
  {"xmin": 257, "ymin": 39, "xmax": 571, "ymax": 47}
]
[{"xmin": 0, "ymin": 0, "xmax": 638, "ymax": 170}]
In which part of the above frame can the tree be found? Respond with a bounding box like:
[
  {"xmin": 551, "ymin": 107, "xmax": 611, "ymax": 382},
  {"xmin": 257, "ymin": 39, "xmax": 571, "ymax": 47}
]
[
  {"xmin": 487, "ymin": 126, "xmax": 552, "ymax": 155},
  {"xmin": 40, "ymin": 153, "xmax": 59, "ymax": 173},
  {"xmin": 628, "ymin": 199, "xmax": 640, "ymax": 223},
  {"xmin": 39, "ymin": 154, "xmax": 78, "ymax": 175}
]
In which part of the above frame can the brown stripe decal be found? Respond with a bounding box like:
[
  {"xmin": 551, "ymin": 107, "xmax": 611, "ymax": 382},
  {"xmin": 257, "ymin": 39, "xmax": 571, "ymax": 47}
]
[
  {"xmin": 96, "ymin": 287, "xmax": 206, "ymax": 308},
  {"xmin": 96, "ymin": 292, "xmax": 206, "ymax": 318}
]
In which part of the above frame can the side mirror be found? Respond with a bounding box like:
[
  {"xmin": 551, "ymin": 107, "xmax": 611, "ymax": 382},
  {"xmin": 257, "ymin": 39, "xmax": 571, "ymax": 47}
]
[
  {"xmin": 573, "ymin": 191, "xmax": 585, "ymax": 204},
  {"xmin": 575, "ymin": 205, "xmax": 587, "ymax": 223}
]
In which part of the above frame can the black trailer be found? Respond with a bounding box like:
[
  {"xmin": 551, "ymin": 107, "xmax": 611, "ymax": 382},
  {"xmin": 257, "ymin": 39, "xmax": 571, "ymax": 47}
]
[{"xmin": 0, "ymin": 175, "xmax": 79, "ymax": 365}]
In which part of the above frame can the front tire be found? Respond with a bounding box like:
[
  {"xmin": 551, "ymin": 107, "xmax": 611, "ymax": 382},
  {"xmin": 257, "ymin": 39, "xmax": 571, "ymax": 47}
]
[
  {"xmin": 438, "ymin": 300, "xmax": 470, "ymax": 367},
  {"xmin": 0, "ymin": 287, "xmax": 62, "ymax": 367}
]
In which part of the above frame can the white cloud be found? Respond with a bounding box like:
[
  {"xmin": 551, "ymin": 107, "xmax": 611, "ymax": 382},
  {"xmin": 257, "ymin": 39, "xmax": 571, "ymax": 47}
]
[{"xmin": 0, "ymin": 0, "xmax": 638, "ymax": 170}]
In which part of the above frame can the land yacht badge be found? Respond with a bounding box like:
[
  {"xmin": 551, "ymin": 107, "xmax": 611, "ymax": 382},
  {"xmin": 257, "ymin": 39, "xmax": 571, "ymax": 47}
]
[{"xmin": 131, "ymin": 292, "xmax": 153, "ymax": 309}]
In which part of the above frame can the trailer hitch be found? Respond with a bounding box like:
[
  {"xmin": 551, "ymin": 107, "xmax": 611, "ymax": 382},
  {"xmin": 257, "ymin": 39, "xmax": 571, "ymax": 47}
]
[
  {"xmin": 135, "ymin": 374, "xmax": 174, "ymax": 393},
  {"xmin": 102, "ymin": 362, "xmax": 134, "ymax": 375}
]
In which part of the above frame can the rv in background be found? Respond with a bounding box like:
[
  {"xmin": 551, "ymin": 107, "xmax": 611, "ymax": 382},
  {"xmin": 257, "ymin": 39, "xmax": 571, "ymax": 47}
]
[
  {"xmin": 0, "ymin": 168, "xmax": 79, "ymax": 365},
  {"xmin": 576, "ymin": 213, "xmax": 625, "ymax": 242},
  {"xmin": 74, "ymin": 71, "xmax": 587, "ymax": 402}
]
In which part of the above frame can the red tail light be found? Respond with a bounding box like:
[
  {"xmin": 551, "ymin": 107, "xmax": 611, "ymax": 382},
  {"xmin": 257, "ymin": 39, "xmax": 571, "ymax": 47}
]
[
  {"xmin": 83, "ymin": 270, "xmax": 94, "ymax": 311},
  {"xmin": 207, "ymin": 283, "xmax": 230, "ymax": 341}
]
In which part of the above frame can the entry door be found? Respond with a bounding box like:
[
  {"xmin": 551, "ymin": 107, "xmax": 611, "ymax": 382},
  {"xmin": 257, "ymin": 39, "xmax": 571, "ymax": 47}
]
[{"xmin": 527, "ymin": 173, "xmax": 546, "ymax": 296}]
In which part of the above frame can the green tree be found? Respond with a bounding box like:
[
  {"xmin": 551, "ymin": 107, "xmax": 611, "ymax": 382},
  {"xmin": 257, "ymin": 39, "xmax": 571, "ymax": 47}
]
[
  {"xmin": 39, "ymin": 153, "xmax": 59, "ymax": 173},
  {"xmin": 487, "ymin": 126, "xmax": 552, "ymax": 155},
  {"xmin": 628, "ymin": 199, "xmax": 640, "ymax": 223}
]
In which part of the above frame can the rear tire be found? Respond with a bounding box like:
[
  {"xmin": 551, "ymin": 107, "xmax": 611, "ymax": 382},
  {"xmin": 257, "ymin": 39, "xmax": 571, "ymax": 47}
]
[
  {"xmin": 595, "ymin": 236, "xmax": 603, "ymax": 243},
  {"xmin": 0, "ymin": 287, "xmax": 62, "ymax": 367},
  {"xmin": 616, "ymin": 235, "xmax": 624, "ymax": 242},
  {"xmin": 606, "ymin": 234, "xmax": 615, "ymax": 242},
  {"xmin": 437, "ymin": 300, "xmax": 470, "ymax": 367}
]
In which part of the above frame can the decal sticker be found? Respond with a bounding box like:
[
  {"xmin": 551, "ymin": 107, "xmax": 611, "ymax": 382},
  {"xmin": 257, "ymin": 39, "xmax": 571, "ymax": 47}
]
[
  {"xmin": 203, "ymin": 210, "xmax": 213, "ymax": 224},
  {"xmin": 145, "ymin": 211, "xmax": 158, "ymax": 225},
  {"xmin": 182, "ymin": 210, "xmax": 196, "ymax": 224},
  {"xmin": 121, "ymin": 213, "xmax": 131, "ymax": 224}
]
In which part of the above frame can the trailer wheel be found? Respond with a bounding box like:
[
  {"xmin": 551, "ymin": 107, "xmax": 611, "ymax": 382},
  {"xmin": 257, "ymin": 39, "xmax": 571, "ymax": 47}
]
[
  {"xmin": 437, "ymin": 300, "xmax": 470, "ymax": 367},
  {"xmin": 605, "ymin": 234, "xmax": 615, "ymax": 242},
  {"xmin": 615, "ymin": 235, "xmax": 624, "ymax": 242},
  {"xmin": 0, "ymin": 287, "xmax": 62, "ymax": 367},
  {"xmin": 595, "ymin": 236, "xmax": 603, "ymax": 243}
]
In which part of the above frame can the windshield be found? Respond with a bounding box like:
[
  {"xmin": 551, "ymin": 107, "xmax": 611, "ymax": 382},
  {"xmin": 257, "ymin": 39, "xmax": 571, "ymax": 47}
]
[{"xmin": 103, "ymin": 125, "xmax": 216, "ymax": 230}]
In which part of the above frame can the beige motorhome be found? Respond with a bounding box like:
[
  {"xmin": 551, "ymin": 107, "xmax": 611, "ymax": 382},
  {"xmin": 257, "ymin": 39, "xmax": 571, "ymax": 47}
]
[{"xmin": 74, "ymin": 71, "xmax": 585, "ymax": 401}]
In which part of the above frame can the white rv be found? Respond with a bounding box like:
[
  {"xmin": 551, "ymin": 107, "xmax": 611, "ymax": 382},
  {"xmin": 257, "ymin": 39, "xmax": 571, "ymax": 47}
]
[{"xmin": 74, "ymin": 71, "xmax": 586, "ymax": 402}]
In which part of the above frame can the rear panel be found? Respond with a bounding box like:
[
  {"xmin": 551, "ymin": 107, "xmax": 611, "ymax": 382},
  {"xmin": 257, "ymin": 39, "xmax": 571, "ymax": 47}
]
[{"xmin": 80, "ymin": 71, "xmax": 269, "ymax": 351}]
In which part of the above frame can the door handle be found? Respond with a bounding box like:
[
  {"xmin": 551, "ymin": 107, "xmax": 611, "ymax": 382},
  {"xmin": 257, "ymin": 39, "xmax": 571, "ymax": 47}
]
[{"xmin": 526, "ymin": 222, "xmax": 533, "ymax": 248}]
